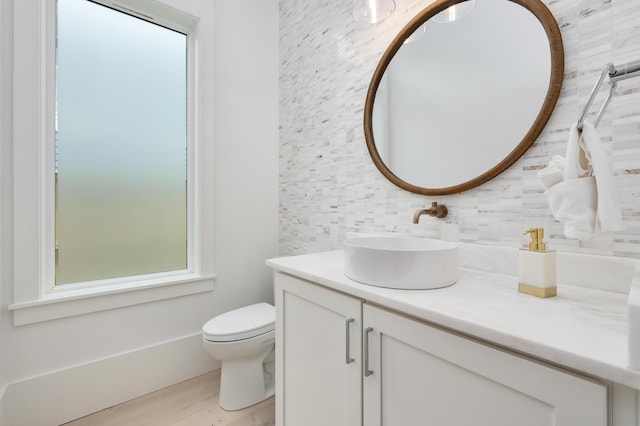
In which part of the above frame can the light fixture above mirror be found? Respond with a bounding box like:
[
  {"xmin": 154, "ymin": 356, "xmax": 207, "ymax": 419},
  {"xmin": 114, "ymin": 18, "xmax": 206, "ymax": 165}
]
[{"xmin": 352, "ymin": 0, "xmax": 396, "ymax": 24}]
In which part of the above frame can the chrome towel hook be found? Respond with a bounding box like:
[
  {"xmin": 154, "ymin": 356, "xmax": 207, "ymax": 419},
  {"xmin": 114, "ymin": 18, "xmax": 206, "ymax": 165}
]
[{"xmin": 577, "ymin": 60, "xmax": 640, "ymax": 130}]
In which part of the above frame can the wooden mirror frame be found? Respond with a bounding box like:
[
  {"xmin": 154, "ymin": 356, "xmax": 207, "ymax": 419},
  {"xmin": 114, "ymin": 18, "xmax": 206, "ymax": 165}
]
[{"xmin": 364, "ymin": 0, "xmax": 564, "ymax": 195}]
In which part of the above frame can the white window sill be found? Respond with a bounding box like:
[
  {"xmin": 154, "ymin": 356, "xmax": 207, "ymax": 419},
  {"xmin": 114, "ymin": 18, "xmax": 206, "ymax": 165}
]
[{"xmin": 8, "ymin": 273, "xmax": 216, "ymax": 326}]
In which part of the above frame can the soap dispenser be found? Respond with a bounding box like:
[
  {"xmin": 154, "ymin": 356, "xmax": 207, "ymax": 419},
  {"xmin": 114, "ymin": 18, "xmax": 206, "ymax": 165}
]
[{"xmin": 518, "ymin": 228, "xmax": 557, "ymax": 298}]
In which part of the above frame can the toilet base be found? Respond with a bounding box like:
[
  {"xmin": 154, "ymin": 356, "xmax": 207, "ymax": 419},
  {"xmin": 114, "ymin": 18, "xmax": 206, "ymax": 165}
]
[{"xmin": 218, "ymin": 346, "xmax": 275, "ymax": 411}]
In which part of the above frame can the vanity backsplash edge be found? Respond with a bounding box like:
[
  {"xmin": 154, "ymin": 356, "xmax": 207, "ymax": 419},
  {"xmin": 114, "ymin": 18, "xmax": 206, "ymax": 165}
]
[{"xmin": 345, "ymin": 232, "xmax": 637, "ymax": 294}]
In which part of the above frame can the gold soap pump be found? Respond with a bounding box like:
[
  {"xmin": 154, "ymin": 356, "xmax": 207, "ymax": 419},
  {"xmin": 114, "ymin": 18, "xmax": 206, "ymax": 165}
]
[
  {"xmin": 518, "ymin": 228, "xmax": 557, "ymax": 298},
  {"xmin": 525, "ymin": 228, "xmax": 546, "ymax": 251}
]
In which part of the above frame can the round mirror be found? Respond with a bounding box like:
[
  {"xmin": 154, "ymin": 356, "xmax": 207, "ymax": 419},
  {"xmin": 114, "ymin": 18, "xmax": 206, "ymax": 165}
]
[{"xmin": 364, "ymin": 0, "xmax": 564, "ymax": 195}]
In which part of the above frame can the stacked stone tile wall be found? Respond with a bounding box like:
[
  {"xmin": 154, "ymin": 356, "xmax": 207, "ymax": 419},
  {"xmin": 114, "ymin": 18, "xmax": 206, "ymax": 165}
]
[{"xmin": 279, "ymin": 0, "xmax": 640, "ymax": 258}]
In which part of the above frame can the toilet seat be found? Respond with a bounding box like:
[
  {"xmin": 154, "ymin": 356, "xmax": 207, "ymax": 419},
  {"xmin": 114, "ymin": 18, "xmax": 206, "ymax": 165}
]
[{"xmin": 203, "ymin": 302, "xmax": 275, "ymax": 342}]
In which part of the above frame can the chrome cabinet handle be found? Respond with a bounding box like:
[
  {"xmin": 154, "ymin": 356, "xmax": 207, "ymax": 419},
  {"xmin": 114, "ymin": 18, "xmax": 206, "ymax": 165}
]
[
  {"xmin": 345, "ymin": 318, "xmax": 355, "ymax": 364},
  {"xmin": 364, "ymin": 327, "xmax": 374, "ymax": 377}
]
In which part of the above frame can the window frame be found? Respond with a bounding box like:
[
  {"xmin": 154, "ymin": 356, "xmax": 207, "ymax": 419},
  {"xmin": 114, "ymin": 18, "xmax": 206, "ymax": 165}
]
[{"xmin": 9, "ymin": 0, "xmax": 215, "ymax": 326}]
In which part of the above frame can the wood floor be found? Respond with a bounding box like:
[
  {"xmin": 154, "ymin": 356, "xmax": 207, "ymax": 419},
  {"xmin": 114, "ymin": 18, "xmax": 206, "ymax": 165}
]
[{"xmin": 62, "ymin": 370, "xmax": 275, "ymax": 426}]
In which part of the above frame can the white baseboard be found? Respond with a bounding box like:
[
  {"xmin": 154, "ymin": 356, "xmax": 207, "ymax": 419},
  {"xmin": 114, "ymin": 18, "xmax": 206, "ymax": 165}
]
[
  {"xmin": 3, "ymin": 332, "xmax": 219, "ymax": 425},
  {"xmin": 0, "ymin": 384, "xmax": 7, "ymax": 426}
]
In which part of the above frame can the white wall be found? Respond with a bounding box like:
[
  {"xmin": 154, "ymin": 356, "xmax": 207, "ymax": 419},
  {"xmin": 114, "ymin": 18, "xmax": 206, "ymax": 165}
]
[
  {"xmin": 213, "ymin": 0, "xmax": 280, "ymax": 311},
  {"xmin": 0, "ymin": 0, "xmax": 279, "ymax": 424},
  {"xmin": 0, "ymin": 0, "xmax": 10, "ymax": 422}
]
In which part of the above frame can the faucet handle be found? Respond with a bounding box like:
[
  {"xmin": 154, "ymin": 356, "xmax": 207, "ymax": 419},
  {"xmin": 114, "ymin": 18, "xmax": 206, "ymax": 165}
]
[{"xmin": 433, "ymin": 202, "xmax": 448, "ymax": 218}]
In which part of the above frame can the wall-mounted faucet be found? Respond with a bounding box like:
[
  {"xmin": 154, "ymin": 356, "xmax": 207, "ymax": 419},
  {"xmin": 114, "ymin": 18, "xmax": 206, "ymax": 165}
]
[{"xmin": 413, "ymin": 202, "xmax": 448, "ymax": 223}]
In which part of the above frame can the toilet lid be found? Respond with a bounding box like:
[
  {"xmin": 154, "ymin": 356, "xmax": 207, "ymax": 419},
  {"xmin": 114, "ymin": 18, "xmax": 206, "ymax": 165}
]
[{"xmin": 203, "ymin": 302, "xmax": 275, "ymax": 342}]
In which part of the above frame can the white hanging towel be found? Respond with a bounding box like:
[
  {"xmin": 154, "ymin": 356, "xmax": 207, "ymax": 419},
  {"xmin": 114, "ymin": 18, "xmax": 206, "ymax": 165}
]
[
  {"xmin": 540, "ymin": 121, "xmax": 623, "ymax": 239},
  {"xmin": 580, "ymin": 120, "xmax": 624, "ymax": 233},
  {"xmin": 545, "ymin": 174, "xmax": 597, "ymax": 239},
  {"xmin": 563, "ymin": 122, "xmax": 591, "ymax": 180},
  {"xmin": 537, "ymin": 155, "xmax": 565, "ymax": 189}
]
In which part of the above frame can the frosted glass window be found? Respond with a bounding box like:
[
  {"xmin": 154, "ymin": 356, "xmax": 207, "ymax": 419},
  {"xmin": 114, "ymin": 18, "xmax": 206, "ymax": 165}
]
[{"xmin": 55, "ymin": 0, "xmax": 188, "ymax": 285}]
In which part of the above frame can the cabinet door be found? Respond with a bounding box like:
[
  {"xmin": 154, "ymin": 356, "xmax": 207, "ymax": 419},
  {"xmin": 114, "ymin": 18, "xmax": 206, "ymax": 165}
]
[
  {"xmin": 275, "ymin": 273, "xmax": 362, "ymax": 426},
  {"xmin": 363, "ymin": 304, "xmax": 607, "ymax": 426}
]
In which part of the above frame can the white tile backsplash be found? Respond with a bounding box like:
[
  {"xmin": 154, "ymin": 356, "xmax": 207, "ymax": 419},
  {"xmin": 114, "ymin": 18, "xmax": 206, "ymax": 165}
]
[{"xmin": 279, "ymin": 0, "xmax": 640, "ymax": 259}]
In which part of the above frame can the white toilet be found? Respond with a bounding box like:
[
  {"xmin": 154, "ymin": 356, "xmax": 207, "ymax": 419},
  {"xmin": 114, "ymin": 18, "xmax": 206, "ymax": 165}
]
[{"xmin": 202, "ymin": 302, "xmax": 276, "ymax": 411}]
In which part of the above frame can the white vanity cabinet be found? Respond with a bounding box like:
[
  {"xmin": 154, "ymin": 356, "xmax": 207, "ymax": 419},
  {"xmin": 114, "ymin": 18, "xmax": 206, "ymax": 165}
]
[
  {"xmin": 275, "ymin": 272, "xmax": 363, "ymax": 426},
  {"xmin": 275, "ymin": 272, "xmax": 608, "ymax": 426},
  {"xmin": 363, "ymin": 304, "xmax": 607, "ymax": 426}
]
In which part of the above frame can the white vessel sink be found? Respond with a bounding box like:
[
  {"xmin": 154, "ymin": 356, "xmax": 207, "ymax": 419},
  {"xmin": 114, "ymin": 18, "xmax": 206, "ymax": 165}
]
[{"xmin": 343, "ymin": 236, "xmax": 458, "ymax": 290}]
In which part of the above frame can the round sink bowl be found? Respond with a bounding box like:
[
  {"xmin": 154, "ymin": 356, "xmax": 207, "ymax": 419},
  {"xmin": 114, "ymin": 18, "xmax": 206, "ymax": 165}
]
[{"xmin": 343, "ymin": 236, "xmax": 458, "ymax": 290}]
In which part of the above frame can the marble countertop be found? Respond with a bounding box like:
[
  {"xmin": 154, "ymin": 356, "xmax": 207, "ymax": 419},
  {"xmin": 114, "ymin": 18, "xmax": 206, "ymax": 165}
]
[{"xmin": 266, "ymin": 250, "xmax": 640, "ymax": 390}]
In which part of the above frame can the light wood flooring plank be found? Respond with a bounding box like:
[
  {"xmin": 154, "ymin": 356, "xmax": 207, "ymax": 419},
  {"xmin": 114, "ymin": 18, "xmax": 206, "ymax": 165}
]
[{"xmin": 62, "ymin": 370, "xmax": 275, "ymax": 426}]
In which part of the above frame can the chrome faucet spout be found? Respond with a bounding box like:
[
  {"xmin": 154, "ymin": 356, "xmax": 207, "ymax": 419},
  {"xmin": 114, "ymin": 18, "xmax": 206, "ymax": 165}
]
[{"xmin": 413, "ymin": 202, "xmax": 448, "ymax": 223}]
